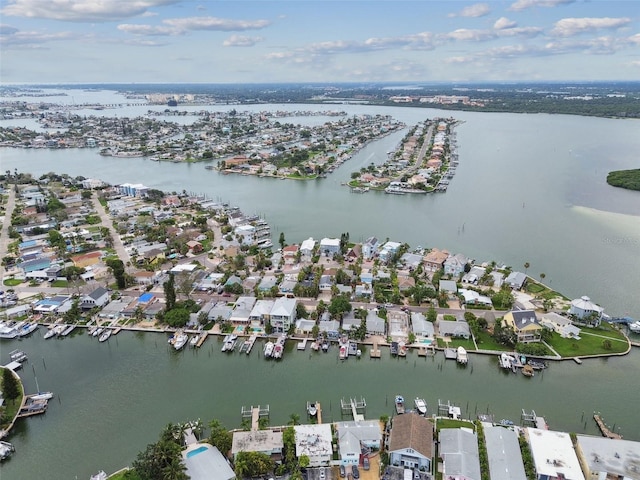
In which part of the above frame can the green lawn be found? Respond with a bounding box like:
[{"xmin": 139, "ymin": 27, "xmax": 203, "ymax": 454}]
[
  {"xmin": 436, "ymin": 337, "xmax": 477, "ymax": 351},
  {"xmin": 435, "ymin": 418, "xmax": 475, "ymax": 432},
  {"xmin": 580, "ymin": 323, "xmax": 626, "ymax": 340},
  {"xmin": 473, "ymin": 331, "xmax": 511, "ymax": 351},
  {"xmin": 52, "ymin": 280, "xmax": 69, "ymax": 287},
  {"xmin": 547, "ymin": 331, "xmax": 628, "ymax": 357},
  {"xmin": 0, "ymin": 367, "xmax": 24, "ymax": 431},
  {"xmin": 3, "ymin": 278, "xmax": 23, "ymax": 286}
]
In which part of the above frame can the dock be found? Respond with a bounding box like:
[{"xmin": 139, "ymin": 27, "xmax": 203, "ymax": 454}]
[
  {"xmin": 17, "ymin": 398, "xmax": 48, "ymax": 418},
  {"xmin": 60, "ymin": 324, "xmax": 76, "ymax": 337},
  {"xmin": 297, "ymin": 338, "xmax": 308, "ymax": 351},
  {"xmin": 370, "ymin": 341, "xmax": 381, "ymax": 358},
  {"xmin": 196, "ymin": 332, "xmax": 208, "ymax": 348},
  {"xmin": 112, "ymin": 327, "xmax": 122, "ymax": 336},
  {"xmin": 594, "ymin": 414, "xmax": 622, "ymax": 439},
  {"xmin": 341, "ymin": 397, "xmax": 366, "ymax": 421},
  {"xmin": 316, "ymin": 402, "xmax": 322, "ymax": 424},
  {"xmin": 246, "ymin": 334, "xmax": 257, "ymax": 354},
  {"xmin": 444, "ymin": 348, "xmax": 457, "ymax": 360}
]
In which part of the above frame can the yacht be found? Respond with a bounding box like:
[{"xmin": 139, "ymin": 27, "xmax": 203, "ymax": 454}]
[
  {"xmin": 18, "ymin": 321, "xmax": 39, "ymax": 337},
  {"xmin": 457, "ymin": 346, "xmax": 468, "ymax": 365},
  {"xmin": 98, "ymin": 329, "xmax": 112, "ymax": 343},
  {"xmin": 29, "ymin": 391, "xmax": 54, "ymax": 401},
  {"xmin": 414, "ymin": 398, "xmax": 427, "ymax": 415},
  {"xmin": 0, "ymin": 322, "xmax": 19, "ymax": 339},
  {"xmin": 173, "ymin": 332, "xmax": 189, "ymax": 351},
  {"xmin": 43, "ymin": 327, "xmax": 57, "ymax": 339},
  {"xmin": 264, "ymin": 341, "xmax": 274, "ymax": 358}
]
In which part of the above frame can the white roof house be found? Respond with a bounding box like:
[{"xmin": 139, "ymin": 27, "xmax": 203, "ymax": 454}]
[
  {"xmin": 300, "ymin": 237, "xmax": 316, "ymax": 256},
  {"xmin": 527, "ymin": 428, "xmax": 585, "ymax": 480},
  {"xmin": 575, "ymin": 434, "xmax": 640, "ymax": 480},
  {"xmin": 230, "ymin": 296, "xmax": 257, "ymax": 323},
  {"xmin": 440, "ymin": 428, "xmax": 481, "ymax": 480},
  {"xmin": 484, "ymin": 426, "xmax": 527, "ymax": 480},
  {"xmin": 336, "ymin": 420, "xmax": 382, "ymax": 466},
  {"xmin": 294, "ymin": 424, "xmax": 333, "ymax": 467},
  {"xmin": 459, "ymin": 288, "xmax": 493, "ymax": 306},
  {"xmin": 569, "ymin": 295, "xmax": 604, "ymax": 321},
  {"xmin": 319, "ymin": 237, "xmax": 341, "ymax": 254},
  {"xmin": 249, "ymin": 299, "xmax": 275, "ymax": 323},
  {"xmin": 182, "ymin": 443, "xmax": 235, "ymax": 480},
  {"xmin": 269, "ymin": 296, "xmax": 297, "ymax": 333}
]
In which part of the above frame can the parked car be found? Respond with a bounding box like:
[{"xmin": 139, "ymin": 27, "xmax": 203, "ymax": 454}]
[
  {"xmin": 319, "ymin": 467, "xmax": 325, "ymax": 480},
  {"xmin": 363, "ymin": 457, "xmax": 370, "ymax": 471},
  {"xmin": 340, "ymin": 465, "xmax": 346, "ymax": 478},
  {"xmin": 352, "ymin": 466, "xmax": 360, "ymax": 479}
]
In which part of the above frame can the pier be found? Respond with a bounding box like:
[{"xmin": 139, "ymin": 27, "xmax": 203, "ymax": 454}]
[
  {"xmin": 60, "ymin": 324, "xmax": 76, "ymax": 337},
  {"xmin": 241, "ymin": 405, "xmax": 269, "ymax": 431},
  {"xmin": 341, "ymin": 397, "xmax": 366, "ymax": 421},
  {"xmin": 438, "ymin": 399, "xmax": 461, "ymax": 419},
  {"xmin": 195, "ymin": 332, "xmax": 208, "ymax": 348},
  {"xmin": 17, "ymin": 398, "xmax": 48, "ymax": 418},
  {"xmin": 370, "ymin": 341, "xmax": 381, "ymax": 358},
  {"xmin": 593, "ymin": 414, "xmax": 622, "ymax": 439},
  {"xmin": 297, "ymin": 338, "xmax": 308, "ymax": 351}
]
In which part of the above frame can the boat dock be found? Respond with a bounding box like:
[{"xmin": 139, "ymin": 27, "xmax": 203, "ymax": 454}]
[
  {"xmin": 297, "ymin": 338, "xmax": 308, "ymax": 351},
  {"xmin": 111, "ymin": 327, "xmax": 122, "ymax": 335},
  {"xmin": 60, "ymin": 324, "xmax": 76, "ymax": 337},
  {"xmin": 241, "ymin": 404, "xmax": 269, "ymax": 431},
  {"xmin": 594, "ymin": 414, "xmax": 622, "ymax": 439},
  {"xmin": 341, "ymin": 397, "xmax": 366, "ymax": 421},
  {"xmin": 444, "ymin": 348, "xmax": 457, "ymax": 360},
  {"xmin": 370, "ymin": 341, "xmax": 381, "ymax": 358},
  {"xmin": 17, "ymin": 398, "xmax": 48, "ymax": 418},
  {"xmin": 245, "ymin": 334, "xmax": 257, "ymax": 354},
  {"xmin": 196, "ymin": 332, "xmax": 208, "ymax": 348}
]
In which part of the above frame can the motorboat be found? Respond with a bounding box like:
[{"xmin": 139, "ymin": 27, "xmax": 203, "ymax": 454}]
[
  {"xmin": 499, "ymin": 352, "xmax": 513, "ymax": 369},
  {"xmin": 457, "ymin": 346, "xmax": 468, "ymax": 365},
  {"xmin": 522, "ymin": 364, "xmax": 535, "ymax": 377},
  {"xmin": 0, "ymin": 441, "xmax": 16, "ymax": 461},
  {"xmin": 272, "ymin": 342, "xmax": 283, "ymax": 359},
  {"xmin": 395, "ymin": 395, "xmax": 405, "ymax": 414},
  {"xmin": 264, "ymin": 341, "xmax": 274, "ymax": 357},
  {"xmin": 173, "ymin": 332, "xmax": 189, "ymax": 351},
  {"xmin": 93, "ymin": 327, "xmax": 103, "ymax": 338},
  {"xmin": 0, "ymin": 322, "xmax": 19, "ymax": 339},
  {"xmin": 190, "ymin": 333, "xmax": 201, "ymax": 347},
  {"xmin": 30, "ymin": 391, "xmax": 54, "ymax": 401},
  {"xmin": 307, "ymin": 401, "xmax": 318, "ymax": 417},
  {"xmin": 98, "ymin": 329, "xmax": 112, "ymax": 342},
  {"xmin": 629, "ymin": 320, "xmax": 640, "ymax": 333},
  {"xmin": 414, "ymin": 398, "xmax": 427, "ymax": 415},
  {"xmin": 339, "ymin": 345, "xmax": 347, "ymax": 360},
  {"xmin": 18, "ymin": 321, "xmax": 38, "ymax": 337},
  {"xmin": 398, "ymin": 341, "xmax": 407, "ymax": 357},
  {"xmin": 9, "ymin": 349, "xmax": 28, "ymax": 363},
  {"xmin": 221, "ymin": 334, "xmax": 237, "ymax": 352}
]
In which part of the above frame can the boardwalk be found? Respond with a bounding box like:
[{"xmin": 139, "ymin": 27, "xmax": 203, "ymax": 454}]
[
  {"xmin": 370, "ymin": 340, "xmax": 381, "ymax": 358},
  {"xmin": 593, "ymin": 414, "xmax": 623, "ymax": 439}
]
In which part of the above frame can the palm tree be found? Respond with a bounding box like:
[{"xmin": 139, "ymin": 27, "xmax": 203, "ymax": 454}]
[
  {"xmin": 539, "ymin": 273, "xmax": 546, "ymax": 282},
  {"xmin": 288, "ymin": 413, "xmax": 300, "ymax": 426},
  {"xmin": 524, "ymin": 262, "xmax": 530, "ymax": 273}
]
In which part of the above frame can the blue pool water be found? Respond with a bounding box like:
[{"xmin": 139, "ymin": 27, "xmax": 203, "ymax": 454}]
[
  {"xmin": 422, "ymin": 339, "xmax": 432, "ymax": 345},
  {"xmin": 186, "ymin": 446, "xmax": 208, "ymax": 458}
]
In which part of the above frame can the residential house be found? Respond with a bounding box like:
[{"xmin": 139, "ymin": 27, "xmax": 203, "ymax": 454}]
[
  {"xmin": 282, "ymin": 245, "xmax": 299, "ymax": 265},
  {"xmin": 503, "ymin": 310, "xmax": 543, "ymax": 343},
  {"xmin": 440, "ymin": 428, "xmax": 481, "ymax": 480},
  {"xmin": 231, "ymin": 430, "xmax": 283, "ymax": 464},
  {"xmin": 186, "ymin": 240, "xmax": 203, "ymax": 253},
  {"xmin": 484, "ymin": 426, "xmax": 527, "ymax": 480},
  {"xmin": 400, "ymin": 252, "xmax": 423, "ymax": 270},
  {"xmin": 319, "ymin": 238, "xmax": 341, "ymax": 256},
  {"xmin": 411, "ymin": 312, "xmax": 435, "ymax": 339},
  {"xmin": 366, "ymin": 311, "xmax": 386, "ymax": 336},
  {"xmin": 249, "ymin": 299, "xmax": 274, "ymax": 326},
  {"xmin": 341, "ymin": 312, "xmax": 359, "ymax": 331},
  {"xmin": 540, "ymin": 312, "xmax": 581, "ymax": 339},
  {"xmin": 423, "ymin": 248, "xmax": 449, "ymax": 273},
  {"xmin": 80, "ymin": 287, "xmax": 110, "ymax": 311},
  {"xmin": 362, "ymin": 236, "xmax": 379, "ymax": 260},
  {"xmin": 258, "ymin": 275, "xmax": 278, "ymax": 293},
  {"xmin": 269, "ymin": 297, "xmax": 297, "ymax": 333},
  {"xmin": 505, "ymin": 271, "xmax": 527, "ymax": 290},
  {"xmin": 230, "ymin": 297, "xmax": 257, "ymax": 324},
  {"xmin": 439, "ymin": 280, "xmax": 458, "ymax": 295},
  {"xmin": 318, "ymin": 317, "xmax": 340, "ymax": 339},
  {"xmin": 438, "ymin": 319, "xmax": 471, "ymax": 339},
  {"xmin": 569, "ymin": 296, "xmax": 604, "ymax": 325},
  {"xmin": 575, "ymin": 435, "xmax": 640, "ymax": 480},
  {"xmin": 336, "ymin": 420, "xmax": 382, "ymax": 466},
  {"xmin": 458, "ymin": 288, "xmax": 493, "ymax": 307},
  {"xmin": 388, "ymin": 413, "xmax": 434, "ymax": 471},
  {"xmin": 397, "ymin": 274, "xmax": 415, "ymax": 293},
  {"xmin": 182, "ymin": 443, "xmax": 235, "ymax": 480},
  {"xmin": 294, "ymin": 424, "xmax": 333, "ymax": 467},
  {"xmin": 444, "ymin": 253, "xmax": 468, "ymax": 277},
  {"xmin": 345, "ymin": 244, "xmax": 361, "ymax": 262},
  {"xmin": 379, "ymin": 241, "xmax": 402, "ymax": 263},
  {"xmin": 300, "ymin": 237, "xmax": 316, "ymax": 258},
  {"xmin": 527, "ymin": 428, "xmax": 585, "ymax": 480}
]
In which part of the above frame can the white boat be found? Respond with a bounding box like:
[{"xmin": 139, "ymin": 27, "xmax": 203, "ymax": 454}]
[
  {"xmin": 339, "ymin": 344, "xmax": 347, "ymax": 360},
  {"xmin": 414, "ymin": 398, "xmax": 427, "ymax": 415},
  {"xmin": 0, "ymin": 322, "xmax": 19, "ymax": 339},
  {"xmin": 629, "ymin": 320, "xmax": 640, "ymax": 333},
  {"xmin": 43, "ymin": 327, "xmax": 57, "ymax": 339},
  {"xmin": 98, "ymin": 329, "xmax": 112, "ymax": 342},
  {"xmin": 18, "ymin": 321, "xmax": 39, "ymax": 337},
  {"xmin": 93, "ymin": 327, "xmax": 103, "ymax": 338},
  {"xmin": 307, "ymin": 401, "xmax": 318, "ymax": 416},
  {"xmin": 264, "ymin": 341, "xmax": 274, "ymax": 357},
  {"xmin": 499, "ymin": 353, "xmax": 513, "ymax": 369},
  {"xmin": 173, "ymin": 332, "xmax": 189, "ymax": 351},
  {"xmin": 9, "ymin": 349, "xmax": 28, "ymax": 363},
  {"xmin": 457, "ymin": 346, "xmax": 468, "ymax": 365},
  {"xmin": 190, "ymin": 333, "xmax": 201, "ymax": 347},
  {"xmin": 29, "ymin": 391, "xmax": 54, "ymax": 401},
  {"xmin": 0, "ymin": 441, "xmax": 16, "ymax": 461},
  {"xmin": 395, "ymin": 395, "xmax": 405, "ymax": 414}
]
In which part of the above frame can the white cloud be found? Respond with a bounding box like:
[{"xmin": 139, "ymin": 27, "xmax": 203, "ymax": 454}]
[
  {"xmin": 444, "ymin": 28, "xmax": 496, "ymax": 42},
  {"xmin": 223, "ymin": 35, "xmax": 263, "ymax": 47},
  {"xmin": 497, "ymin": 26, "xmax": 543, "ymax": 37},
  {"xmin": 163, "ymin": 16, "xmax": 270, "ymax": 32},
  {"xmin": 551, "ymin": 17, "xmax": 632, "ymax": 37},
  {"xmin": 494, "ymin": 17, "xmax": 517, "ymax": 30},
  {"xmin": 448, "ymin": 3, "xmax": 491, "ymax": 18},
  {"xmin": 1, "ymin": 0, "xmax": 178, "ymax": 22},
  {"xmin": 627, "ymin": 60, "xmax": 640, "ymax": 67},
  {"xmin": 0, "ymin": 27, "xmax": 75, "ymax": 46},
  {"xmin": 509, "ymin": 0, "xmax": 574, "ymax": 11},
  {"xmin": 117, "ymin": 24, "xmax": 179, "ymax": 36}
]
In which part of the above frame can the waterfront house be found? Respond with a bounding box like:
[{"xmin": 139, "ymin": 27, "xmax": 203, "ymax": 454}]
[
  {"xmin": 318, "ymin": 317, "xmax": 340, "ymax": 339},
  {"xmin": 379, "ymin": 241, "xmax": 402, "ymax": 264},
  {"xmin": 575, "ymin": 435, "xmax": 640, "ymax": 480},
  {"xmin": 388, "ymin": 310, "xmax": 409, "ymax": 341},
  {"xmin": 80, "ymin": 287, "xmax": 110, "ymax": 311},
  {"xmin": 540, "ymin": 312, "xmax": 581, "ymax": 339},
  {"xmin": 341, "ymin": 312, "xmax": 359, "ymax": 331},
  {"xmin": 182, "ymin": 443, "xmax": 235, "ymax": 480},
  {"xmin": 207, "ymin": 301, "xmax": 233, "ymax": 322},
  {"xmin": 527, "ymin": 428, "xmax": 585, "ymax": 480},
  {"xmin": 569, "ymin": 296, "xmax": 604, "ymax": 325},
  {"xmin": 388, "ymin": 413, "xmax": 434, "ymax": 471},
  {"xmin": 362, "ymin": 236, "xmax": 380, "ymax": 260},
  {"xmin": 366, "ymin": 310, "xmax": 386, "ymax": 336},
  {"xmin": 444, "ymin": 253, "xmax": 468, "ymax": 277},
  {"xmin": 439, "ymin": 428, "xmax": 481, "ymax": 480},
  {"xmin": 505, "ymin": 271, "xmax": 527, "ymax": 290},
  {"xmin": 336, "ymin": 420, "xmax": 382, "ymax": 466},
  {"xmin": 231, "ymin": 429, "xmax": 283, "ymax": 464},
  {"xmin": 437, "ymin": 319, "xmax": 470, "ymax": 339},
  {"xmin": 424, "ymin": 248, "xmax": 449, "ymax": 273},
  {"xmin": 503, "ymin": 310, "xmax": 543, "ymax": 343},
  {"xmin": 411, "ymin": 312, "xmax": 435, "ymax": 339},
  {"xmin": 295, "ymin": 318, "xmax": 315, "ymax": 335},
  {"xmin": 484, "ymin": 426, "xmax": 527, "ymax": 480},
  {"xmin": 230, "ymin": 296, "xmax": 257, "ymax": 324},
  {"xmin": 400, "ymin": 252, "xmax": 423, "ymax": 269},
  {"xmin": 300, "ymin": 237, "xmax": 315, "ymax": 258},
  {"xmin": 249, "ymin": 299, "xmax": 274, "ymax": 325},
  {"xmin": 320, "ymin": 237, "xmax": 341, "ymax": 256},
  {"xmin": 294, "ymin": 424, "xmax": 333, "ymax": 467},
  {"xmin": 269, "ymin": 297, "xmax": 297, "ymax": 333}
]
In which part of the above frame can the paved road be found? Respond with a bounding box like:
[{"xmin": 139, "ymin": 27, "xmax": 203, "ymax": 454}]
[
  {"xmin": 91, "ymin": 191, "xmax": 131, "ymax": 269},
  {"xmin": 0, "ymin": 187, "xmax": 17, "ymax": 281}
]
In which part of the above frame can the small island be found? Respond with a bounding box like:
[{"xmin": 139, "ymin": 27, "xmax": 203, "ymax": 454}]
[{"xmin": 606, "ymin": 168, "xmax": 640, "ymax": 191}]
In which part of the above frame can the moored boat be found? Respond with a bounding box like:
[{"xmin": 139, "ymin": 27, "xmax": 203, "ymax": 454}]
[
  {"xmin": 395, "ymin": 395, "xmax": 405, "ymax": 414},
  {"xmin": 18, "ymin": 321, "xmax": 38, "ymax": 337},
  {"xmin": 98, "ymin": 329, "xmax": 112, "ymax": 342},
  {"xmin": 0, "ymin": 441, "xmax": 16, "ymax": 461},
  {"xmin": 307, "ymin": 401, "xmax": 318, "ymax": 417},
  {"xmin": 0, "ymin": 322, "xmax": 19, "ymax": 339},
  {"xmin": 457, "ymin": 346, "xmax": 468, "ymax": 365},
  {"xmin": 9, "ymin": 349, "xmax": 28, "ymax": 363},
  {"xmin": 522, "ymin": 364, "xmax": 535, "ymax": 377},
  {"xmin": 629, "ymin": 320, "xmax": 640, "ymax": 333},
  {"xmin": 339, "ymin": 344, "xmax": 347, "ymax": 360},
  {"xmin": 414, "ymin": 397, "xmax": 427, "ymax": 415},
  {"xmin": 29, "ymin": 391, "xmax": 54, "ymax": 401},
  {"xmin": 264, "ymin": 341, "xmax": 274, "ymax": 358},
  {"xmin": 172, "ymin": 331, "xmax": 189, "ymax": 351}
]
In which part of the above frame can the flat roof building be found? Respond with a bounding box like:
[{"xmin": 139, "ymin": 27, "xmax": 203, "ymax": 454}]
[
  {"xmin": 484, "ymin": 426, "xmax": 527, "ymax": 480},
  {"xmin": 527, "ymin": 428, "xmax": 585, "ymax": 480}
]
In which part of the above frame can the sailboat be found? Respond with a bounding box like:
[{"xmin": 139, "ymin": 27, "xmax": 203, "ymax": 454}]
[{"xmin": 30, "ymin": 365, "xmax": 54, "ymax": 401}]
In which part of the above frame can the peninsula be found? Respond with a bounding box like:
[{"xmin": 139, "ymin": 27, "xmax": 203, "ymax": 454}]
[{"xmin": 606, "ymin": 168, "xmax": 640, "ymax": 191}]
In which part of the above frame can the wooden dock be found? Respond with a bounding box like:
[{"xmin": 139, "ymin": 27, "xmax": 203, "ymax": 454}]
[
  {"xmin": 316, "ymin": 402, "xmax": 322, "ymax": 424},
  {"xmin": 370, "ymin": 341, "xmax": 381, "ymax": 358},
  {"xmin": 196, "ymin": 332, "xmax": 208, "ymax": 348},
  {"xmin": 246, "ymin": 334, "xmax": 257, "ymax": 354},
  {"xmin": 594, "ymin": 414, "xmax": 622, "ymax": 439},
  {"xmin": 17, "ymin": 398, "xmax": 48, "ymax": 418},
  {"xmin": 297, "ymin": 338, "xmax": 308, "ymax": 350},
  {"xmin": 112, "ymin": 327, "xmax": 122, "ymax": 335}
]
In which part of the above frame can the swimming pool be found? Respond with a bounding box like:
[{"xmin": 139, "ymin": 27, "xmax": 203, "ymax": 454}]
[
  {"xmin": 421, "ymin": 339, "xmax": 433, "ymax": 345},
  {"xmin": 186, "ymin": 446, "xmax": 208, "ymax": 458}
]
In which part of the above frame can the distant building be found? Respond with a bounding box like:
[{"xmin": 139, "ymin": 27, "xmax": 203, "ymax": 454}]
[
  {"xmin": 569, "ymin": 296, "xmax": 604, "ymax": 325},
  {"xmin": 527, "ymin": 428, "xmax": 585, "ymax": 480},
  {"xmin": 294, "ymin": 424, "xmax": 333, "ymax": 467},
  {"xmin": 575, "ymin": 435, "xmax": 640, "ymax": 480},
  {"xmin": 388, "ymin": 413, "xmax": 434, "ymax": 471}
]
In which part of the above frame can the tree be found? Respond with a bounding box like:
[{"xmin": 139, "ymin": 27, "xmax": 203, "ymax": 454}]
[
  {"xmin": 279, "ymin": 232, "xmax": 286, "ymax": 249},
  {"xmin": 106, "ymin": 258, "xmax": 127, "ymax": 289},
  {"xmin": 164, "ymin": 308, "xmax": 189, "ymax": 328},
  {"xmin": 209, "ymin": 419, "xmax": 232, "ymax": 457},
  {"xmin": 524, "ymin": 262, "xmax": 530, "ymax": 273},
  {"xmin": 2, "ymin": 368, "xmax": 21, "ymax": 403},
  {"xmin": 539, "ymin": 273, "xmax": 546, "ymax": 282},
  {"xmin": 132, "ymin": 423, "xmax": 188, "ymax": 480},
  {"xmin": 328, "ymin": 294, "xmax": 352, "ymax": 319},
  {"xmin": 163, "ymin": 273, "xmax": 176, "ymax": 311},
  {"xmin": 426, "ymin": 305, "xmax": 437, "ymax": 323}
]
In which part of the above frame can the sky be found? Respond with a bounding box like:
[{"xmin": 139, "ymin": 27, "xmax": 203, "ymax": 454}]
[{"xmin": 0, "ymin": 0, "xmax": 639, "ymax": 84}]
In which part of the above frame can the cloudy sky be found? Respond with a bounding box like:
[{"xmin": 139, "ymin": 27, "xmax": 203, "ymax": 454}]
[{"xmin": 1, "ymin": 0, "xmax": 638, "ymax": 84}]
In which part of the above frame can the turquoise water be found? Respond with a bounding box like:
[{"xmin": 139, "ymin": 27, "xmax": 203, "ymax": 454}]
[{"xmin": 186, "ymin": 446, "xmax": 208, "ymax": 458}]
